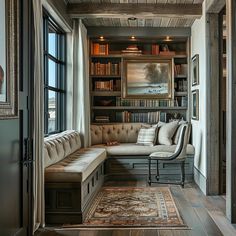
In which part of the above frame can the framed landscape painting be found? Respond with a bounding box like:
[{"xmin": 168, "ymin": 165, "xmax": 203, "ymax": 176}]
[
  {"xmin": 0, "ymin": 0, "xmax": 19, "ymax": 118},
  {"xmin": 123, "ymin": 58, "xmax": 174, "ymax": 99},
  {"xmin": 192, "ymin": 89, "xmax": 199, "ymax": 120},
  {"xmin": 192, "ymin": 54, "xmax": 199, "ymax": 86}
]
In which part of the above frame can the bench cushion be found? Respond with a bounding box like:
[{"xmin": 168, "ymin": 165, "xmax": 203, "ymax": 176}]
[
  {"xmin": 91, "ymin": 143, "xmax": 195, "ymax": 156},
  {"xmin": 44, "ymin": 130, "xmax": 81, "ymax": 168},
  {"xmin": 45, "ymin": 148, "xmax": 106, "ymax": 182}
]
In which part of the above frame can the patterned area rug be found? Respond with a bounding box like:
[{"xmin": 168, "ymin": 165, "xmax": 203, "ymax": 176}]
[{"xmin": 66, "ymin": 187, "xmax": 186, "ymax": 228}]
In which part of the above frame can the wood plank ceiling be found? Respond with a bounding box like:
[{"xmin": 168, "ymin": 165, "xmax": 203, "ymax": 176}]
[{"xmin": 67, "ymin": 0, "xmax": 204, "ymax": 27}]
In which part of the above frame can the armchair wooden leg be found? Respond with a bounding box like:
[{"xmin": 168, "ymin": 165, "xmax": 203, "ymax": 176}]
[
  {"xmin": 156, "ymin": 160, "xmax": 159, "ymax": 181},
  {"xmin": 181, "ymin": 161, "xmax": 185, "ymax": 188},
  {"xmin": 148, "ymin": 157, "xmax": 151, "ymax": 186}
]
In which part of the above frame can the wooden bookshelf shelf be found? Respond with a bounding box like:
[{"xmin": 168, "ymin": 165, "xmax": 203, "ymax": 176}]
[
  {"xmin": 91, "ymin": 91, "xmax": 121, "ymax": 96},
  {"xmin": 90, "ymin": 38, "xmax": 190, "ymax": 123},
  {"xmin": 175, "ymin": 75, "xmax": 188, "ymax": 78},
  {"xmin": 92, "ymin": 106, "xmax": 187, "ymax": 111},
  {"xmin": 91, "ymin": 55, "xmax": 122, "ymax": 58},
  {"xmin": 90, "ymin": 75, "xmax": 121, "ymax": 78},
  {"xmin": 175, "ymin": 92, "xmax": 188, "ymax": 96}
]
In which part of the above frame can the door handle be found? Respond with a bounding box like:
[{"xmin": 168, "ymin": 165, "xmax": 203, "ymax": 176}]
[{"xmin": 22, "ymin": 138, "xmax": 34, "ymax": 167}]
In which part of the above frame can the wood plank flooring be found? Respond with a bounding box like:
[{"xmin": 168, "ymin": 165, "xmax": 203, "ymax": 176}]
[{"xmin": 36, "ymin": 181, "xmax": 236, "ymax": 236}]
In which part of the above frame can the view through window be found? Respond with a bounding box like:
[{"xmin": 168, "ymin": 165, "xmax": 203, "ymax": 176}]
[{"xmin": 43, "ymin": 11, "xmax": 66, "ymax": 135}]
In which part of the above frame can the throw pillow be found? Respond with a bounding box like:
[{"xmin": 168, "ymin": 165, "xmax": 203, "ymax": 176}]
[
  {"xmin": 157, "ymin": 120, "xmax": 179, "ymax": 145},
  {"xmin": 173, "ymin": 120, "xmax": 188, "ymax": 144},
  {"xmin": 136, "ymin": 126, "xmax": 157, "ymax": 146}
]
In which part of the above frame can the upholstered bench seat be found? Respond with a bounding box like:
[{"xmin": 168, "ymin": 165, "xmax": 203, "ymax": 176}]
[
  {"xmin": 45, "ymin": 148, "xmax": 106, "ymax": 182},
  {"xmin": 91, "ymin": 143, "xmax": 195, "ymax": 156},
  {"xmin": 44, "ymin": 130, "xmax": 106, "ymax": 224}
]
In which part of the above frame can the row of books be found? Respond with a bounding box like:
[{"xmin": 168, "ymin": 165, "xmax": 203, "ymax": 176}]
[
  {"xmin": 91, "ymin": 43, "xmax": 109, "ymax": 55},
  {"xmin": 116, "ymin": 97, "xmax": 171, "ymax": 107},
  {"xmin": 175, "ymin": 96, "xmax": 188, "ymax": 107},
  {"xmin": 93, "ymin": 112, "xmax": 186, "ymax": 124},
  {"xmin": 174, "ymin": 64, "xmax": 188, "ymax": 76},
  {"xmin": 151, "ymin": 44, "xmax": 160, "ymax": 55},
  {"xmin": 94, "ymin": 80, "xmax": 114, "ymax": 91},
  {"xmin": 91, "ymin": 43, "xmax": 186, "ymax": 56},
  {"xmin": 91, "ymin": 62, "xmax": 120, "ymax": 76},
  {"xmin": 116, "ymin": 111, "xmax": 160, "ymax": 123},
  {"xmin": 175, "ymin": 79, "xmax": 188, "ymax": 92},
  {"xmin": 94, "ymin": 80, "xmax": 121, "ymax": 91}
]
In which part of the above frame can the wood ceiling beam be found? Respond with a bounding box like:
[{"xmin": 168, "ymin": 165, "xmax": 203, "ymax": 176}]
[{"xmin": 67, "ymin": 3, "xmax": 202, "ymax": 19}]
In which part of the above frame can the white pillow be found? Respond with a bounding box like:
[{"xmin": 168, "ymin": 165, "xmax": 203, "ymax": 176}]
[
  {"xmin": 157, "ymin": 121, "xmax": 179, "ymax": 145},
  {"xmin": 136, "ymin": 126, "xmax": 157, "ymax": 146}
]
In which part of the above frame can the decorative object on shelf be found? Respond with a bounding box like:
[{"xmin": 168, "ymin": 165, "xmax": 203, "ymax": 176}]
[
  {"xmin": 98, "ymin": 99, "xmax": 113, "ymax": 106},
  {"xmin": 123, "ymin": 58, "xmax": 173, "ymax": 99},
  {"xmin": 191, "ymin": 54, "xmax": 199, "ymax": 86},
  {"xmin": 191, "ymin": 89, "xmax": 199, "ymax": 120},
  {"xmin": 121, "ymin": 45, "xmax": 142, "ymax": 55},
  {"xmin": 159, "ymin": 44, "xmax": 176, "ymax": 56},
  {"xmin": 106, "ymin": 141, "xmax": 119, "ymax": 146},
  {"xmin": 0, "ymin": 0, "xmax": 19, "ymax": 118}
]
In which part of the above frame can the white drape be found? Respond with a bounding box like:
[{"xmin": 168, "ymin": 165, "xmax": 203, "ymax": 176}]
[
  {"xmin": 72, "ymin": 20, "xmax": 91, "ymax": 147},
  {"xmin": 32, "ymin": 0, "xmax": 45, "ymax": 232}
]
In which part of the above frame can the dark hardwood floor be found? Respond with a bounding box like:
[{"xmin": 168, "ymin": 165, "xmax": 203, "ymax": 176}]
[{"xmin": 36, "ymin": 181, "xmax": 236, "ymax": 236}]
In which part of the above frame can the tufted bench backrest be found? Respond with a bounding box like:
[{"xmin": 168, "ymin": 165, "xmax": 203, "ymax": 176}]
[
  {"xmin": 90, "ymin": 123, "xmax": 151, "ymax": 145},
  {"xmin": 44, "ymin": 130, "xmax": 81, "ymax": 168}
]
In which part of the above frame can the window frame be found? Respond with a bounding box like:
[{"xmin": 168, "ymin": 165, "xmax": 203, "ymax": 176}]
[{"xmin": 43, "ymin": 10, "xmax": 66, "ymax": 135}]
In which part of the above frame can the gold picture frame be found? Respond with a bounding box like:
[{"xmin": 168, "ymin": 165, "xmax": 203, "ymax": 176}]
[
  {"xmin": 123, "ymin": 57, "xmax": 174, "ymax": 99},
  {"xmin": 0, "ymin": 0, "xmax": 19, "ymax": 119},
  {"xmin": 192, "ymin": 89, "xmax": 199, "ymax": 120}
]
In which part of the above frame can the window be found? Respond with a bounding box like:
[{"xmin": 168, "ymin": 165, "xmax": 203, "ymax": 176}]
[{"xmin": 43, "ymin": 11, "xmax": 66, "ymax": 135}]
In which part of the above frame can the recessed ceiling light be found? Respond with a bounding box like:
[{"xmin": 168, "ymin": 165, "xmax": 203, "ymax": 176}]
[
  {"xmin": 131, "ymin": 36, "xmax": 136, "ymax": 39},
  {"xmin": 163, "ymin": 36, "xmax": 172, "ymax": 42},
  {"xmin": 128, "ymin": 17, "xmax": 137, "ymax": 21}
]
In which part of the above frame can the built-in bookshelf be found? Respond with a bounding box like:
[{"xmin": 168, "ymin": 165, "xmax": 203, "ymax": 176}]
[{"xmin": 90, "ymin": 38, "xmax": 189, "ymax": 124}]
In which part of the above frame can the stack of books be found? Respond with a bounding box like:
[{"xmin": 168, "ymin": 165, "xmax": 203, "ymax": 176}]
[{"xmin": 121, "ymin": 45, "xmax": 142, "ymax": 55}]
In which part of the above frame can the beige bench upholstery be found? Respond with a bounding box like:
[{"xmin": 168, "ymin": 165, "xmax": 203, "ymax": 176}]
[
  {"xmin": 91, "ymin": 123, "xmax": 151, "ymax": 145},
  {"xmin": 44, "ymin": 130, "xmax": 107, "ymax": 224},
  {"xmin": 90, "ymin": 123, "xmax": 194, "ymax": 156},
  {"xmin": 92, "ymin": 143, "xmax": 195, "ymax": 156},
  {"xmin": 45, "ymin": 148, "xmax": 106, "ymax": 182},
  {"xmin": 44, "ymin": 130, "xmax": 106, "ymax": 182}
]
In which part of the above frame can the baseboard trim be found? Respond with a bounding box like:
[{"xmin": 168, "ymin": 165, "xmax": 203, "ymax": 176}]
[{"xmin": 194, "ymin": 167, "xmax": 207, "ymax": 195}]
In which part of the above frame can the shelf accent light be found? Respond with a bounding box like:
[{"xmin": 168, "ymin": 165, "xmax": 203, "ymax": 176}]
[{"xmin": 163, "ymin": 36, "xmax": 172, "ymax": 42}]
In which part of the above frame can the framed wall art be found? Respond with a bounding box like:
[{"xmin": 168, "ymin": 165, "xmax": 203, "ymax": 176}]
[
  {"xmin": 0, "ymin": 0, "xmax": 19, "ymax": 119},
  {"xmin": 123, "ymin": 57, "xmax": 174, "ymax": 99},
  {"xmin": 192, "ymin": 89, "xmax": 199, "ymax": 120},
  {"xmin": 191, "ymin": 54, "xmax": 199, "ymax": 86}
]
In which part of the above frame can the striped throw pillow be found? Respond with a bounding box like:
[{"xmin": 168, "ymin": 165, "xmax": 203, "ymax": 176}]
[{"xmin": 136, "ymin": 127, "xmax": 157, "ymax": 146}]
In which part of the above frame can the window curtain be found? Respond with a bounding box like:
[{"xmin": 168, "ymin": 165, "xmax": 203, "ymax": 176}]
[
  {"xmin": 72, "ymin": 19, "xmax": 91, "ymax": 147},
  {"xmin": 32, "ymin": 0, "xmax": 45, "ymax": 232}
]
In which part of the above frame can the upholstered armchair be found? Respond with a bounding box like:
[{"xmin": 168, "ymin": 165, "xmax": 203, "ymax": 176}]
[{"xmin": 148, "ymin": 124, "xmax": 189, "ymax": 187}]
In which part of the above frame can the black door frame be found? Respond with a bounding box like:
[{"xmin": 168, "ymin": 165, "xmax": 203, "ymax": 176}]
[{"xmin": 20, "ymin": 0, "xmax": 34, "ymax": 234}]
